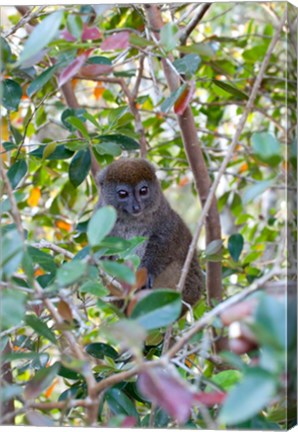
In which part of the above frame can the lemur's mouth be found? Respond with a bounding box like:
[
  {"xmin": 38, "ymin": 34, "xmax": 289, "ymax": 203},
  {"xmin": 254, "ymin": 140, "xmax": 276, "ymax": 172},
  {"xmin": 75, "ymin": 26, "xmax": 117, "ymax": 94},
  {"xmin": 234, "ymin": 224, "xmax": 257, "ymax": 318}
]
[{"xmin": 132, "ymin": 211, "xmax": 142, "ymax": 217}]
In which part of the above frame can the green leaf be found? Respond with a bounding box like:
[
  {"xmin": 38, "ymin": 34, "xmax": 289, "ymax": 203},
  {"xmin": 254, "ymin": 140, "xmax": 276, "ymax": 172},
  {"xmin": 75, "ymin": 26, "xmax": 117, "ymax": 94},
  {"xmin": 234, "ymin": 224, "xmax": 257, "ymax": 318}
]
[
  {"xmin": 79, "ymin": 280, "xmax": 108, "ymax": 296},
  {"xmin": 228, "ymin": 233, "xmax": 244, "ymax": 262},
  {"xmin": 42, "ymin": 142, "xmax": 57, "ymax": 160},
  {"xmin": 27, "ymin": 246, "xmax": 57, "ymax": 275},
  {"xmin": 0, "ymin": 384, "xmax": 23, "ymax": 402},
  {"xmin": 66, "ymin": 116, "xmax": 89, "ymax": 139},
  {"xmin": 86, "ymin": 55, "xmax": 112, "ymax": 66},
  {"xmin": 56, "ymin": 260, "xmax": 87, "ymax": 286},
  {"xmin": 1, "ymin": 79, "xmax": 23, "ymax": 111},
  {"xmin": 219, "ymin": 368, "xmax": 277, "ymax": 425},
  {"xmin": 208, "ymin": 370, "xmax": 242, "ymax": 392},
  {"xmin": 243, "ymin": 179, "xmax": 274, "ymax": 204},
  {"xmin": 25, "ymin": 314, "xmax": 57, "ymax": 345},
  {"xmin": 87, "ymin": 206, "xmax": 117, "ymax": 247},
  {"xmin": 212, "ymin": 80, "xmax": 248, "ymax": 100},
  {"xmin": 24, "ymin": 362, "xmax": 61, "ymax": 399},
  {"xmin": 94, "ymin": 141, "xmax": 122, "ymax": 157},
  {"xmin": 105, "ymin": 388, "xmax": 139, "ymax": 419},
  {"xmin": 30, "ymin": 144, "xmax": 74, "ymax": 160},
  {"xmin": 69, "ymin": 149, "xmax": 91, "ymax": 187},
  {"xmin": 130, "ymin": 289, "xmax": 182, "ymax": 330},
  {"xmin": 2, "ymin": 352, "xmax": 44, "ymax": 362},
  {"xmin": 179, "ymin": 42, "xmax": 215, "ymax": 58},
  {"xmin": 160, "ymin": 23, "xmax": 179, "ymax": 52},
  {"xmin": 100, "ymin": 237, "xmax": 132, "ymax": 254},
  {"xmin": 173, "ymin": 54, "xmax": 201, "ymax": 77},
  {"xmin": 1, "ymin": 289, "xmax": 26, "ymax": 329},
  {"xmin": 129, "ymin": 33, "xmax": 154, "ymax": 48},
  {"xmin": 205, "ymin": 239, "xmax": 223, "ymax": 256},
  {"xmin": 61, "ymin": 108, "xmax": 87, "ymax": 131},
  {"xmin": 96, "ymin": 134, "xmax": 140, "ymax": 150},
  {"xmin": 100, "ymin": 261, "xmax": 135, "ymax": 285},
  {"xmin": 58, "ymin": 365, "xmax": 81, "ymax": 381},
  {"xmin": 83, "ymin": 111, "xmax": 101, "ymax": 129},
  {"xmin": 252, "ymin": 294, "xmax": 286, "ymax": 349},
  {"xmin": 0, "ymin": 36, "xmax": 12, "ymax": 65},
  {"xmin": 2, "ymin": 141, "xmax": 17, "ymax": 151},
  {"xmin": 105, "ymin": 319, "xmax": 147, "ymax": 352},
  {"xmin": 66, "ymin": 14, "xmax": 83, "ymax": 40},
  {"xmin": 27, "ymin": 65, "xmax": 57, "ymax": 97},
  {"xmin": 1, "ymin": 192, "xmax": 25, "ymax": 213},
  {"xmin": 160, "ymin": 83, "xmax": 187, "ymax": 113},
  {"xmin": 85, "ymin": 342, "xmax": 119, "ymax": 359},
  {"xmin": 18, "ymin": 11, "xmax": 64, "ymax": 64},
  {"xmin": 251, "ymin": 132, "xmax": 282, "ymax": 166},
  {"xmin": 0, "ymin": 229, "xmax": 24, "ymax": 278}
]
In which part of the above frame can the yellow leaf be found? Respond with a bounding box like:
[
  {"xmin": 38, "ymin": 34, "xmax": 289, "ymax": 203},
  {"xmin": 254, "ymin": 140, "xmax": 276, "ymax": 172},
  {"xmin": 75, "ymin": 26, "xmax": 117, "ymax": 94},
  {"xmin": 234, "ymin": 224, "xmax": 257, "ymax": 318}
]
[
  {"xmin": 184, "ymin": 353, "xmax": 196, "ymax": 368},
  {"xmin": 1, "ymin": 119, "xmax": 9, "ymax": 141},
  {"xmin": 55, "ymin": 220, "xmax": 72, "ymax": 232},
  {"xmin": 27, "ymin": 187, "xmax": 41, "ymax": 207},
  {"xmin": 42, "ymin": 142, "xmax": 57, "ymax": 160},
  {"xmin": 34, "ymin": 267, "xmax": 45, "ymax": 277},
  {"xmin": 239, "ymin": 162, "xmax": 248, "ymax": 173},
  {"xmin": 94, "ymin": 84, "xmax": 105, "ymax": 100},
  {"xmin": 44, "ymin": 378, "xmax": 59, "ymax": 398}
]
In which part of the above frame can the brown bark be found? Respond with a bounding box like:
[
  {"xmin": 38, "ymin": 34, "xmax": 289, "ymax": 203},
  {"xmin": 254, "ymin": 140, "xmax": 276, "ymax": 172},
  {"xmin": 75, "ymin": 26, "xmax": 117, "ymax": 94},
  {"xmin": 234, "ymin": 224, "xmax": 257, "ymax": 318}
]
[{"xmin": 145, "ymin": 5, "xmax": 222, "ymax": 306}]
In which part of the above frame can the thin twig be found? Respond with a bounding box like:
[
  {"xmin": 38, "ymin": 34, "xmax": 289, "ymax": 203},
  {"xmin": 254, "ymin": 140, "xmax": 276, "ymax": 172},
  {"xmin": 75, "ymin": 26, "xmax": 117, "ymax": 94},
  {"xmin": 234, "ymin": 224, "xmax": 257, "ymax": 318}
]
[
  {"xmin": 31, "ymin": 240, "xmax": 74, "ymax": 259},
  {"xmin": 132, "ymin": 55, "xmax": 145, "ymax": 100},
  {"xmin": 165, "ymin": 265, "xmax": 282, "ymax": 359},
  {"xmin": 4, "ymin": 6, "xmax": 45, "ymax": 38},
  {"xmin": 179, "ymin": 4, "xmax": 211, "ymax": 45}
]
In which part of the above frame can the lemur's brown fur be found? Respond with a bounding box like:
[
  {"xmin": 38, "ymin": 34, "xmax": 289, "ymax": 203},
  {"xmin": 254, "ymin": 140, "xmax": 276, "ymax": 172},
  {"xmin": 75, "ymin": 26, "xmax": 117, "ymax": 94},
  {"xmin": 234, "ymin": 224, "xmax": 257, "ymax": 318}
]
[{"xmin": 97, "ymin": 159, "xmax": 204, "ymax": 310}]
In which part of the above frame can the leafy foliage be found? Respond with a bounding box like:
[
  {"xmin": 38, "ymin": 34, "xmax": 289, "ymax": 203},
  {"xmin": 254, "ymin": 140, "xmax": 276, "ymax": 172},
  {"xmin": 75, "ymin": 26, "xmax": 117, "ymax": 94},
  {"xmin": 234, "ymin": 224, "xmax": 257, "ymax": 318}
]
[{"xmin": 0, "ymin": 2, "xmax": 295, "ymax": 430}]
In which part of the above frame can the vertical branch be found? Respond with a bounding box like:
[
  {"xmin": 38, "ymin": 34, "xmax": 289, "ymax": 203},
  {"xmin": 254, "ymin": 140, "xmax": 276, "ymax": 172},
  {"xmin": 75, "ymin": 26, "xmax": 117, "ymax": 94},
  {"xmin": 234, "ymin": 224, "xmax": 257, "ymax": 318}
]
[{"xmin": 145, "ymin": 4, "xmax": 223, "ymax": 306}]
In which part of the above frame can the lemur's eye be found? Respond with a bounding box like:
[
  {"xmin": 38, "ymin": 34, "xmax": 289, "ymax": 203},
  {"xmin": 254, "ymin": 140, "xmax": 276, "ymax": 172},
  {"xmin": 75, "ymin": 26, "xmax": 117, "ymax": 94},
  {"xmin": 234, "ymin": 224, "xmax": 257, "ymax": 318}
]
[
  {"xmin": 118, "ymin": 190, "xmax": 129, "ymax": 199},
  {"xmin": 139, "ymin": 186, "xmax": 148, "ymax": 196}
]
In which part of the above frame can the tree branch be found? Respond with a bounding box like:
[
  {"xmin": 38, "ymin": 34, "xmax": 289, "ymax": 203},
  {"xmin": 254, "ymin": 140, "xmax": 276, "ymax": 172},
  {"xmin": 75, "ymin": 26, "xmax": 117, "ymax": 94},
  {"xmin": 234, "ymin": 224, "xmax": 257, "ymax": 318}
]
[
  {"xmin": 166, "ymin": 266, "xmax": 282, "ymax": 359},
  {"xmin": 145, "ymin": 4, "xmax": 223, "ymax": 310},
  {"xmin": 179, "ymin": 4, "xmax": 211, "ymax": 45},
  {"xmin": 175, "ymin": 8, "xmax": 287, "ymax": 298},
  {"xmin": 4, "ymin": 6, "xmax": 45, "ymax": 38}
]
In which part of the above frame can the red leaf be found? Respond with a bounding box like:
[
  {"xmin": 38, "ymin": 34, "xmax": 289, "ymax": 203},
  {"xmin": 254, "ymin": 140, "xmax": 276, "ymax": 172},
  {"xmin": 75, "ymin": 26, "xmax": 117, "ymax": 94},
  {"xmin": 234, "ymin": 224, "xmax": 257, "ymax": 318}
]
[
  {"xmin": 220, "ymin": 298, "xmax": 257, "ymax": 326},
  {"xmin": 58, "ymin": 49, "xmax": 93, "ymax": 87},
  {"xmin": 101, "ymin": 31, "xmax": 130, "ymax": 50},
  {"xmin": 80, "ymin": 63, "xmax": 113, "ymax": 77},
  {"xmin": 60, "ymin": 29, "xmax": 76, "ymax": 42},
  {"xmin": 120, "ymin": 416, "xmax": 137, "ymax": 428},
  {"xmin": 61, "ymin": 25, "xmax": 101, "ymax": 42},
  {"xmin": 138, "ymin": 368, "xmax": 193, "ymax": 424},
  {"xmin": 82, "ymin": 26, "xmax": 101, "ymax": 41},
  {"xmin": 174, "ymin": 81, "xmax": 196, "ymax": 116},
  {"xmin": 193, "ymin": 391, "xmax": 226, "ymax": 406}
]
